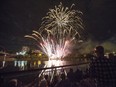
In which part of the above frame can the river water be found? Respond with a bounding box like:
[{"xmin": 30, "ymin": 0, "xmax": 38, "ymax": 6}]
[{"xmin": 0, "ymin": 59, "xmax": 89, "ymax": 73}]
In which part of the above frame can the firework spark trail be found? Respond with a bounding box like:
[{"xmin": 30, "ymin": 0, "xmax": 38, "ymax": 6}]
[
  {"xmin": 40, "ymin": 2, "xmax": 83, "ymax": 36},
  {"xmin": 25, "ymin": 2, "xmax": 83, "ymax": 66},
  {"xmin": 25, "ymin": 31, "xmax": 72, "ymax": 59}
]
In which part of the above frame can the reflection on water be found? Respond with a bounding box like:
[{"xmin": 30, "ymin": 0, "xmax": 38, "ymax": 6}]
[
  {"xmin": 0, "ymin": 60, "xmax": 65, "ymax": 71},
  {"xmin": 14, "ymin": 61, "xmax": 28, "ymax": 70},
  {"xmin": 0, "ymin": 60, "xmax": 43, "ymax": 72},
  {"xmin": 0, "ymin": 59, "xmax": 88, "ymax": 73},
  {"xmin": 14, "ymin": 60, "xmax": 43, "ymax": 70}
]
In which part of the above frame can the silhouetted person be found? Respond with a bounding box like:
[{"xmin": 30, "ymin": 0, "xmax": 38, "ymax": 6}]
[
  {"xmin": 51, "ymin": 75, "xmax": 59, "ymax": 87},
  {"xmin": 108, "ymin": 53, "xmax": 116, "ymax": 86},
  {"xmin": 108, "ymin": 53, "xmax": 116, "ymax": 64},
  {"xmin": 7, "ymin": 79, "xmax": 18, "ymax": 87},
  {"xmin": 39, "ymin": 75, "xmax": 48, "ymax": 87},
  {"xmin": 89, "ymin": 46, "xmax": 115, "ymax": 87},
  {"xmin": 44, "ymin": 75, "xmax": 50, "ymax": 87},
  {"xmin": 74, "ymin": 68, "xmax": 83, "ymax": 83},
  {"xmin": 67, "ymin": 68, "xmax": 74, "ymax": 83},
  {"xmin": 55, "ymin": 73, "xmax": 71, "ymax": 87},
  {"xmin": 78, "ymin": 78, "xmax": 97, "ymax": 87}
]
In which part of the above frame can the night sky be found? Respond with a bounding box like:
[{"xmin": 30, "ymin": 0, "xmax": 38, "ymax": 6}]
[{"xmin": 0, "ymin": 0, "xmax": 116, "ymax": 52}]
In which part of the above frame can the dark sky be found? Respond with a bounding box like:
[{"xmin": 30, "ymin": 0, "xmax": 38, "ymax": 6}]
[{"xmin": 0, "ymin": 0, "xmax": 116, "ymax": 52}]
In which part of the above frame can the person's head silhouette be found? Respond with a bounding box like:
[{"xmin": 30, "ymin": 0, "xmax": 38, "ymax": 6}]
[{"xmin": 94, "ymin": 46, "xmax": 104, "ymax": 57}]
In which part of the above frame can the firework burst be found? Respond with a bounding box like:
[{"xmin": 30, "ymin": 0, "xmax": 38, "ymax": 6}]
[
  {"xmin": 40, "ymin": 2, "xmax": 83, "ymax": 39},
  {"xmin": 25, "ymin": 2, "xmax": 83, "ymax": 66},
  {"xmin": 25, "ymin": 30, "xmax": 72, "ymax": 59}
]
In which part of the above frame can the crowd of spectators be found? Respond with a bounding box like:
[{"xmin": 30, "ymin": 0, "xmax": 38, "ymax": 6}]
[{"xmin": 6, "ymin": 45, "xmax": 116, "ymax": 87}]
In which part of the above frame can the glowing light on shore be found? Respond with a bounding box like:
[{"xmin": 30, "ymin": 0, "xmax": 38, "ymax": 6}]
[{"xmin": 25, "ymin": 2, "xmax": 83, "ymax": 66}]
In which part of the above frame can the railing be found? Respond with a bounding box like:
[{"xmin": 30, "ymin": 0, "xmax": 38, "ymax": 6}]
[{"xmin": 0, "ymin": 62, "xmax": 89, "ymax": 87}]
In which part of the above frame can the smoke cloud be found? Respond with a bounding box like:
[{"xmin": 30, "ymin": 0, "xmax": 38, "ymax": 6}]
[{"xmin": 74, "ymin": 36, "xmax": 116, "ymax": 54}]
